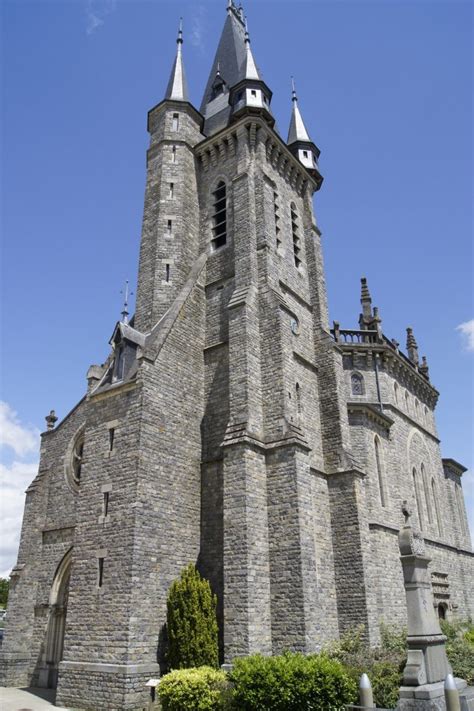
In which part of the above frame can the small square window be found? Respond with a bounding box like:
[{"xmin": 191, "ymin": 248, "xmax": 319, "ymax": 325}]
[{"xmin": 251, "ymin": 90, "xmax": 257, "ymax": 97}]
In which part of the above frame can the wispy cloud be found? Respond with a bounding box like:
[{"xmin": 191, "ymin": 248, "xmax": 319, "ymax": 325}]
[
  {"xmin": 0, "ymin": 401, "xmax": 39, "ymax": 457},
  {"xmin": 190, "ymin": 5, "xmax": 207, "ymax": 51},
  {"xmin": 85, "ymin": 0, "xmax": 117, "ymax": 36},
  {"xmin": 0, "ymin": 461, "xmax": 39, "ymax": 578},
  {"xmin": 456, "ymin": 319, "xmax": 474, "ymax": 352},
  {"xmin": 0, "ymin": 403, "xmax": 40, "ymax": 577}
]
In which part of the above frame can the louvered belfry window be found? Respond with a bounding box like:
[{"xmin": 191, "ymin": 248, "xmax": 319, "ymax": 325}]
[
  {"xmin": 212, "ymin": 181, "xmax": 227, "ymax": 249},
  {"xmin": 291, "ymin": 202, "xmax": 301, "ymax": 268}
]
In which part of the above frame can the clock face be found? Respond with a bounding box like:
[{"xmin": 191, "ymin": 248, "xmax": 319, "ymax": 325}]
[{"xmin": 291, "ymin": 318, "xmax": 300, "ymax": 335}]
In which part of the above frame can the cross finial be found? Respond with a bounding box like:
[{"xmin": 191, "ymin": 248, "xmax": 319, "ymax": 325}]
[
  {"xmin": 120, "ymin": 280, "xmax": 133, "ymax": 325},
  {"xmin": 177, "ymin": 17, "xmax": 183, "ymax": 45}
]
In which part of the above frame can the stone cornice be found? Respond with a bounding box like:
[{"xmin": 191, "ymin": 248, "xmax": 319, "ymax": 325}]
[
  {"xmin": 195, "ymin": 115, "xmax": 319, "ymax": 194},
  {"xmin": 347, "ymin": 402, "xmax": 394, "ymax": 431}
]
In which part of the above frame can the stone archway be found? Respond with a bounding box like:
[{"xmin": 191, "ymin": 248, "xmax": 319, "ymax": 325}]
[{"xmin": 38, "ymin": 548, "xmax": 72, "ymax": 689}]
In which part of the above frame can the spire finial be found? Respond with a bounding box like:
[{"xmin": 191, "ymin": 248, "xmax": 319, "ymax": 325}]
[
  {"xmin": 164, "ymin": 17, "xmax": 189, "ymax": 102},
  {"xmin": 244, "ymin": 17, "xmax": 250, "ymax": 43},
  {"xmin": 121, "ymin": 280, "xmax": 133, "ymax": 325},
  {"xmin": 291, "ymin": 76, "xmax": 297, "ymax": 102},
  {"xmin": 177, "ymin": 17, "xmax": 183, "ymax": 45},
  {"xmin": 406, "ymin": 327, "xmax": 419, "ymax": 365},
  {"xmin": 360, "ymin": 277, "xmax": 373, "ymax": 320}
]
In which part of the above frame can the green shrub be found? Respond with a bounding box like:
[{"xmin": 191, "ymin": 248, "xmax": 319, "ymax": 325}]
[
  {"xmin": 441, "ymin": 619, "xmax": 474, "ymax": 685},
  {"xmin": 324, "ymin": 625, "xmax": 404, "ymax": 710},
  {"xmin": 229, "ymin": 652, "xmax": 356, "ymax": 711},
  {"xmin": 157, "ymin": 667, "xmax": 229, "ymax": 711},
  {"xmin": 166, "ymin": 564, "xmax": 219, "ymax": 670}
]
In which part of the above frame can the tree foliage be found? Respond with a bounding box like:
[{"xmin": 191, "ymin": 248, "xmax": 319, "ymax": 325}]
[
  {"xmin": 0, "ymin": 578, "xmax": 9, "ymax": 608},
  {"xmin": 166, "ymin": 564, "xmax": 219, "ymax": 670}
]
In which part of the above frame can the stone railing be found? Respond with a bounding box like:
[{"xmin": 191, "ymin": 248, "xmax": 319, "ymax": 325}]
[{"xmin": 331, "ymin": 327, "xmax": 379, "ymax": 345}]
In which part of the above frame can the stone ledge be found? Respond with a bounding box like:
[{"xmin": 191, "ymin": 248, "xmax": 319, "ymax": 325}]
[{"xmin": 59, "ymin": 661, "xmax": 160, "ymax": 675}]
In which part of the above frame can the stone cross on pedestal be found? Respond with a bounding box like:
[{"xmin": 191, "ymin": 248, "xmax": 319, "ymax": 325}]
[{"xmin": 397, "ymin": 502, "xmax": 467, "ymax": 710}]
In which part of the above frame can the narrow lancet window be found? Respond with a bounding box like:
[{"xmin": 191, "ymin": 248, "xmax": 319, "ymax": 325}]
[
  {"xmin": 374, "ymin": 437, "xmax": 386, "ymax": 507},
  {"xmin": 165, "ymin": 264, "xmax": 170, "ymax": 282},
  {"xmin": 103, "ymin": 491, "xmax": 109, "ymax": 517},
  {"xmin": 167, "ymin": 219, "xmax": 172, "ymax": 236},
  {"xmin": 171, "ymin": 145, "xmax": 176, "ymax": 162},
  {"xmin": 413, "ymin": 468, "xmax": 424, "ymax": 529},
  {"xmin": 172, "ymin": 113, "xmax": 179, "ymax": 131},
  {"xmin": 291, "ymin": 202, "xmax": 301, "ymax": 268},
  {"xmin": 211, "ymin": 181, "xmax": 227, "ymax": 250},
  {"xmin": 296, "ymin": 382, "xmax": 301, "ymax": 415},
  {"xmin": 421, "ymin": 464, "xmax": 432, "ymax": 523},
  {"xmin": 432, "ymin": 478, "xmax": 441, "ymax": 535},
  {"xmin": 109, "ymin": 428, "xmax": 115, "ymax": 452},
  {"xmin": 169, "ymin": 183, "xmax": 174, "ymax": 199}
]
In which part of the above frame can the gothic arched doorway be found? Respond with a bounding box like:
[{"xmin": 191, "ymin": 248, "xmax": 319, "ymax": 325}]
[{"xmin": 38, "ymin": 548, "xmax": 72, "ymax": 689}]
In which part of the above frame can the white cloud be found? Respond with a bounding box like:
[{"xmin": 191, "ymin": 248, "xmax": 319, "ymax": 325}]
[
  {"xmin": 456, "ymin": 319, "xmax": 474, "ymax": 352},
  {"xmin": 190, "ymin": 6, "xmax": 207, "ymax": 50},
  {"xmin": 0, "ymin": 401, "xmax": 40, "ymax": 457},
  {"xmin": 0, "ymin": 460, "xmax": 38, "ymax": 578},
  {"xmin": 85, "ymin": 0, "xmax": 117, "ymax": 36}
]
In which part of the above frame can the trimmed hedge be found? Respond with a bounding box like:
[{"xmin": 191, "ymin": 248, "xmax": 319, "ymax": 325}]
[
  {"xmin": 229, "ymin": 652, "xmax": 357, "ymax": 710},
  {"xmin": 158, "ymin": 667, "xmax": 229, "ymax": 711}
]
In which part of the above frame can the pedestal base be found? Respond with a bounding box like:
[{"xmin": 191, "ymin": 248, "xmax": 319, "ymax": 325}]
[{"xmin": 398, "ymin": 679, "xmax": 467, "ymax": 711}]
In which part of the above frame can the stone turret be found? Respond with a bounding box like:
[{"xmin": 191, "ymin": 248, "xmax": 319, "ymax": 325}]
[{"xmin": 287, "ymin": 78, "xmax": 322, "ymax": 186}]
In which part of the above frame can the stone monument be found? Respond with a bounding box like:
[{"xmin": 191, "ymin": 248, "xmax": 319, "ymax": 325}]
[{"xmin": 398, "ymin": 502, "xmax": 467, "ymax": 710}]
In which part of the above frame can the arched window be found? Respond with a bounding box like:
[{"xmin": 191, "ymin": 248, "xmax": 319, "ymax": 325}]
[
  {"xmin": 374, "ymin": 437, "xmax": 386, "ymax": 507},
  {"xmin": 351, "ymin": 372, "xmax": 365, "ymax": 396},
  {"xmin": 211, "ymin": 181, "xmax": 227, "ymax": 250},
  {"xmin": 432, "ymin": 478, "xmax": 442, "ymax": 536},
  {"xmin": 290, "ymin": 202, "xmax": 301, "ymax": 268},
  {"xmin": 413, "ymin": 468, "xmax": 424, "ymax": 529},
  {"xmin": 421, "ymin": 464, "xmax": 432, "ymax": 524}
]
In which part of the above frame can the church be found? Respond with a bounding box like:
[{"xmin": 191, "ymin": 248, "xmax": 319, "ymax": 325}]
[{"xmin": 1, "ymin": 3, "xmax": 472, "ymax": 709}]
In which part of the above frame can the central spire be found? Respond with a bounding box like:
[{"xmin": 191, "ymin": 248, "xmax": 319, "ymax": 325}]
[{"xmin": 164, "ymin": 18, "xmax": 189, "ymax": 102}]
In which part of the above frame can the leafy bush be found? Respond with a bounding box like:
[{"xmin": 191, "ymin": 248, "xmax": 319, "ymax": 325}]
[
  {"xmin": 441, "ymin": 619, "xmax": 474, "ymax": 685},
  {"xmin": 324, "ymin": 625, "xmax": 405, "ymax": 710},
  {"xmin": 166, "ymin": 564, "xmax": 219, "ymax": 670},
  {"xmin": 157, "ymin": 667, "xmax": 229, "ymax": 711},
  {"xmin": 229, "ymin": 652, "xmax": 356, "ymax": 711}
]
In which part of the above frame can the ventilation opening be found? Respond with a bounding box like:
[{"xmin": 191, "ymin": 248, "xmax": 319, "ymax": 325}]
[
  {"xmin": 103, "ymin": 491, "xmax": 109, "ymax": 517},
  {"xmin": 98, "ymin": 558, "xmax": 104, "ymax": 587},
  {"xmin": 212, "ymin": 182, "xmax": 227, "ymax": 250},
  {"xmin": 291, "ymin": 203, "xmax": 301, "ymax": 268}
]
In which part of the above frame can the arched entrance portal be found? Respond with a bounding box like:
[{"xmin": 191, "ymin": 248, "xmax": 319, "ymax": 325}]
[{"xmin": 38, "ymin": 548, "xmax": 72, "ymax": 689}]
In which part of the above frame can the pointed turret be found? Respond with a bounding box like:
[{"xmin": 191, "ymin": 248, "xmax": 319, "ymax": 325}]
[
  {"xmin": 164, "ymin": 19, "xmax": 188, "ymax": 102},
  {"xmin": 358, "ymin": 277, "xmax": 383, "ymax": 340},
  {"xmin": 200, "ymin": 2, "xmax": 273, "ymax": 135},
  {"xmin": 287, "ymin": 79, "xmax": 322, "ymax": 186},
  {"xmin": 228, "ymin": 18, "xmax": 274, "ymax": 126},
  {"xmin": 406, "ymin": 327, "xmax": 420, "ymax": 366}
]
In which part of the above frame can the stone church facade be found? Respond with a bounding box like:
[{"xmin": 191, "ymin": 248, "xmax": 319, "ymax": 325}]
[{"xmin": 1, "ymin": 4, "xmax": 472, "ymax": 709}]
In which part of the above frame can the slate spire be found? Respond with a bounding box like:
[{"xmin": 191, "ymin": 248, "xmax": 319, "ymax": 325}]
[
  {"xmin": 243, "ymin": 19, "xmax": 260, "ymax": 81},
  {"xmin": 287, "ymin": 78, "xmax": 311, "ymax": 144},
  {"xmin": 286, "ymin": 78, "xmax": 323, "ymax": 187},
  {"xmin": 164, "ymin": 18, "xmax": 189, "ymax": 102}
]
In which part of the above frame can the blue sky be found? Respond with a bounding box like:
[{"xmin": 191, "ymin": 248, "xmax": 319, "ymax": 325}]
[{"xmin": 1, "ymin": 0, "xmax": 473, "ymax": 576}]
